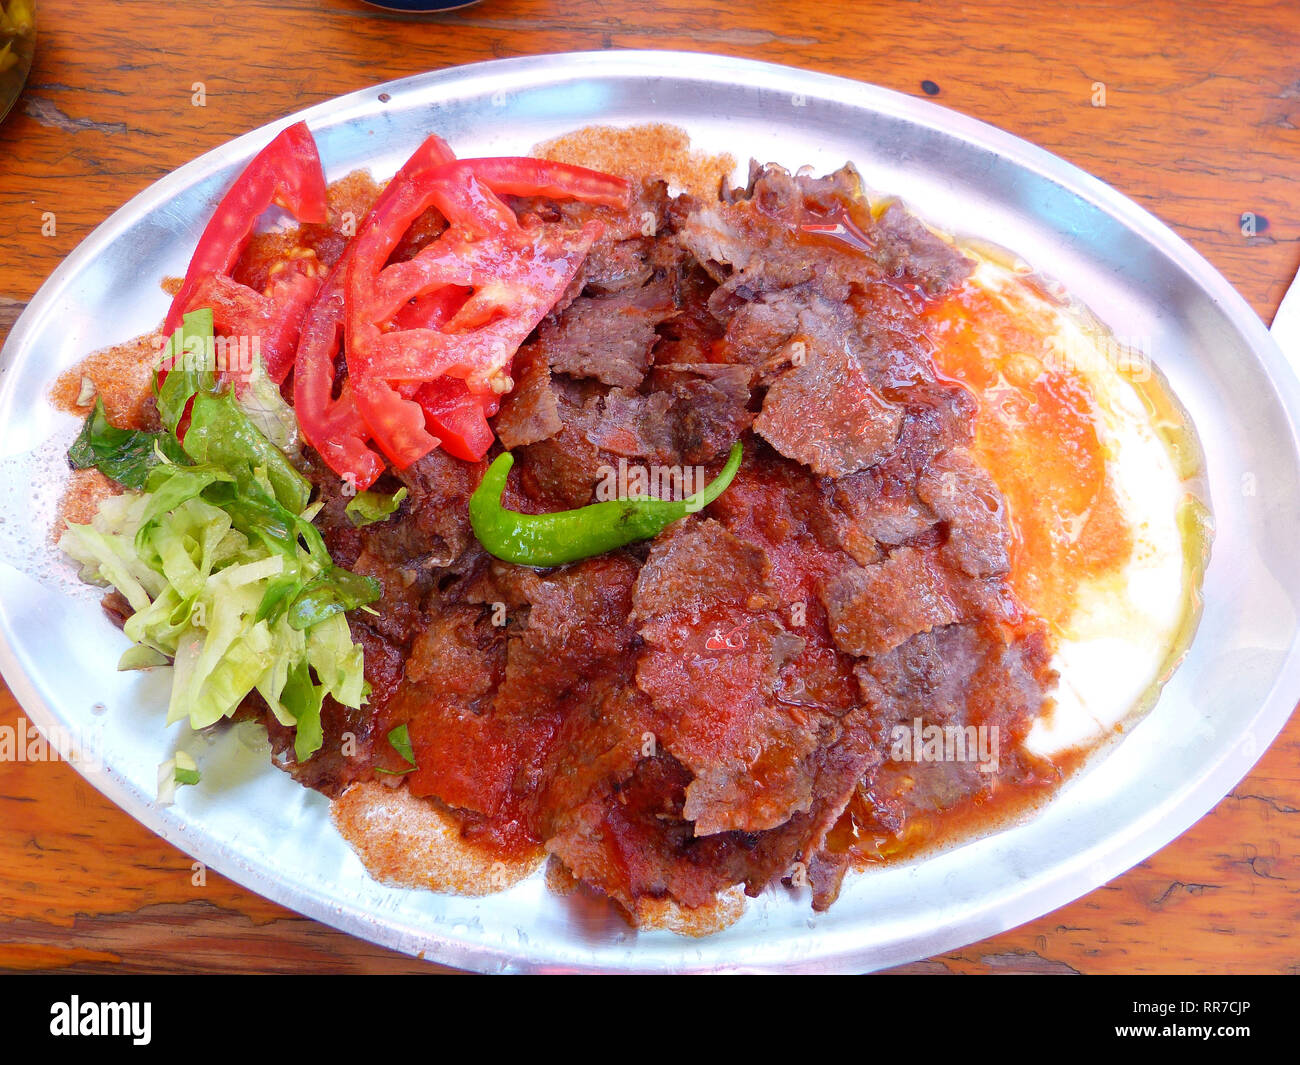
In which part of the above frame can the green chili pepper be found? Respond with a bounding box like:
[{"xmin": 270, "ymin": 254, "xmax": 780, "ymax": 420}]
[{"xmin": 470, "ymin": 441, "xmax": 744, "ymax": 567}]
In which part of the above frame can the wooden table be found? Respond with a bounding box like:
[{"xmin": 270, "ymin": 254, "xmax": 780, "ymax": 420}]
[{"xmin": 1, "ymin": 0, "xmax": 1297, "ymax": 975}]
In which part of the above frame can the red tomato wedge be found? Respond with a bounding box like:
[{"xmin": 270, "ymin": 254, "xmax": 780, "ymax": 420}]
[
  {"xmin": 411, "ymin": 377, "xmax": 498, "ymax": 463},
  {"xmin": 354, "ymin": 208, "xmax": 602, "ymax": 389},
  {"xmin": 292, "ymin": 135, "xmax": 459, "ymax": 490},
  {"xmin": 346, "ymin": 162, "xmax": 602, "ymax": 469},
  {"xmin": 165, "ymin": 121, "xmax": 327, "ymax": 335},
  {"xmin": 163, "ymin": 121, "xmax": 328, "ymax": 387},
  {"xmin": 188, "ymin": 270, "xmax": 319, "ymax": 383},
  {"xmin": 460, "ymin": 157, "xmax": 631, "ymax": 209},
  {"xmin": 291, "ymin": 132, "xmax": 632, "ymax": 487},
  {"xmin": 290, "ymin": 267, "xmax": 385, "ymax": 490}
]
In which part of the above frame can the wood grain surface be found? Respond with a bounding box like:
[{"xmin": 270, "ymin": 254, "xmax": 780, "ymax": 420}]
[{"xmin": 1, "ymin": 0, "xmax": 1297, "ymax": 975}]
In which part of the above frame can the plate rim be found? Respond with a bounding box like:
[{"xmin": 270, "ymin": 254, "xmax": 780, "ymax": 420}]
[{"xmin": 3, "ymin": 49, "xmax": 1298, "ymax": 974}]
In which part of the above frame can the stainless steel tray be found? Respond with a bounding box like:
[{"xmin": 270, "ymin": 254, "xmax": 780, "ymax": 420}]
[{"xmin": 2, "ymin": 51, "xmax": 1297, "ymax": 974}]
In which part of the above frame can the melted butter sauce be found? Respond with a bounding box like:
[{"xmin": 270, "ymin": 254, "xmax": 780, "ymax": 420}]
[{"xmin": 924, "ymin": 272, "xmax": 1136, "ymax": 635}]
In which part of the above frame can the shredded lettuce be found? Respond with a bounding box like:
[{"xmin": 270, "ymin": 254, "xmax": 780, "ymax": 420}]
[
  {"xmin": 68, "ymin": 398, "xmax": 187, "ymax": 490},
  {"xmin": 173, "ymin": 750, "xmax": 201, "ymax": 786},
  {"xmin": 345, "ymin": 486, "xmax": 407, "ymax": 528},
  {"xmin": 61, "ymin": 470, "xmax": 367, "ymax": 758},
  {"xmin": 157, "ymin": 750, "xmax": 200, "ymax": 804},
  {"xmin": 236, "ymin": 351, "xmax": 301, "ymax": 457},
  {"xmin": 61, "ymin": 309, "xmax": 378, "ymax": 763}
]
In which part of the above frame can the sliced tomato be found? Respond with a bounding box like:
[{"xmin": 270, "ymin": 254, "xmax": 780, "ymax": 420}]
[
  {"xmin": 463, "ymin": 157, "xmax": 632, "ymax": 209},
  {"xmin": 349, "ymin": 220, "xmax": 599, "ymax": 468},
  {"xmin": 291, "ymin": 267, "xmax": 386, "ymax": 490},
  {"xmin": 357, "ymin": 217, "xmax": 600, "ymax": 389},
  {"xmin": 391, "ymin": 282, "xmax": 491, "ymax": 461},
  {"xmin": 345, "ymin": 158, "xmax": 601, "ymax": 469},
  {"xmin": 187, "ymin": 269, "xmax": 318, "ymax": 383},
  {"xmin": 291, "ymin": 135, "xmax": 458, "ymax": 489},
  {"xmin": 295, "ymin": 133, "xmax": 629, "ymax": 482},
  {"xmin": 162, "ymin": 121, "xmax": 328, "ymax": 399},
  {"xmin": 410, "ymin": 377, "xmax": 497, "ymax": 462},
  {"xmin": 164, "ymin": 121, "xmax": 327, "ymax": 338}
]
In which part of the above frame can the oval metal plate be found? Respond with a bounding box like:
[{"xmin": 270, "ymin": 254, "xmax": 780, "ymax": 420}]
[{"xmin": 2, "ymin": 51, "xmax": 1298, "ymax": 974}]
